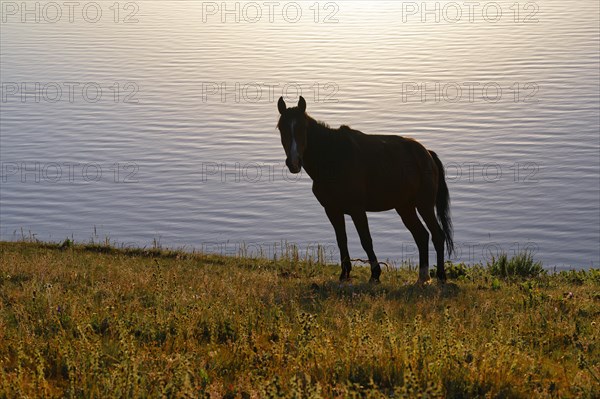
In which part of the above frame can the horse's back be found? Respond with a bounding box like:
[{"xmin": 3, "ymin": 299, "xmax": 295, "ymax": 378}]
[
  {"xmin": 311, "ymin": 126, "xmax": 437, "ymax": 212},
  {"xmin": 345, "ymin": 129, "xmax": 433, "ymax": 175},
  {"xmin": 345, "ymin": 129, "xmax": 438, "ymax": 210}
]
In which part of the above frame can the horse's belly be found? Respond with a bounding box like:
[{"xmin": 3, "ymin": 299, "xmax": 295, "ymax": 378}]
[
  {"xmin": 364, "ymin": 185, "xmax": 407, "ymax": 211},
  {"xmin": 312, "ymin": 179, "xmax": 408, "ymax": 213}
]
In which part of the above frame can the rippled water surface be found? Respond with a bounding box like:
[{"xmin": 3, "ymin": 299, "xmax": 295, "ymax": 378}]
[{"xmin": 1, "ymin": 0, "xmax": 599, "ymax": 268}]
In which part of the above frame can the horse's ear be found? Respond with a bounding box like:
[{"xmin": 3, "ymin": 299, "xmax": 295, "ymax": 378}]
[
  {"xmin": 298, "ymin": 96, "xmax": 306, "ymax": 113},
  {"xmin": 277, "ymin": 97, "xmax": 286, "ymax": 114}
]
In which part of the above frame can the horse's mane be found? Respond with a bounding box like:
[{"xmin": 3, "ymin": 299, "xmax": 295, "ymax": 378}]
[
  {"xmin": 314, "ymin": 118, "xmax": 330, "ymax": 129},
  {"xmin": 277, "ymin": 113, "xmax": 352, "ymax": 134},
  {"xmin": 309, "ymin": 116, "xmax": 352, "ymax": 133}
]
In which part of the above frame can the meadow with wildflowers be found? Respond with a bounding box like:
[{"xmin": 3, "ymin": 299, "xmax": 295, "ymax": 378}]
[{"xmin": 0, "ymin": 241, "xmax": 598, "ymax": 398}]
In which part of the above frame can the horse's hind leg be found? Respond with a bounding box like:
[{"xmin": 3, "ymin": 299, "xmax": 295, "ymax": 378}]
[
  {"xmin": 350, "ymin": 211, "xmax": 380, "ymax": 283},
  {"xmin": 418, "ymin": 206, "xmax": 447, "ymax": 282},
  {"xmin": 397, "ymin": 207, "xmax": 430, "ymax": 284},
  {"xmin": 325, "ymin": 207, "xmax": 352, "ymax": 281}
]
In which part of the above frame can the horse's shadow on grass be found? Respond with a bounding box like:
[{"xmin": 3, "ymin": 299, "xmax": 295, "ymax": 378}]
[{"xmin": 305, "ymin": 279, "xmax": 460, "ymax": 302}]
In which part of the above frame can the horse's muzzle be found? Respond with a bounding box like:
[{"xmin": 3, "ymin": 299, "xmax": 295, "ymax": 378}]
[{"xmin": 286, "ymin": 157, "xmax": 302, "ymax": 174}]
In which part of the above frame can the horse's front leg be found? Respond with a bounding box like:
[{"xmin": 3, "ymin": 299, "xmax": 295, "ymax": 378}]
[{"xmin": 325, "ymin": 207, "xmax": 351, "ymax": 281}]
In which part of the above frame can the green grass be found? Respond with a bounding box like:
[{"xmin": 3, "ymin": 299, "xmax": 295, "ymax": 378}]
[
  {"xmin": 0, "ymin": 241, "xmax": 599, "ymax": 398},
  {"xmin": 487, "ymin": 252, "xmax": 545, "ymax": 279}
]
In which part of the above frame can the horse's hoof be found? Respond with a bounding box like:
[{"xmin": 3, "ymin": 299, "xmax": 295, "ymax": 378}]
[{"xmin": 369, "ymin": 277, "xmax": 380, "ymax": 284}]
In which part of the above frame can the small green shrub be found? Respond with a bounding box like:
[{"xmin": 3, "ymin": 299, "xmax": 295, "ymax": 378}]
[
  {"xmin": 445, "ymin": 262, "xmax": 468, "ymax": 279},
  {"xmin": 488, "ymin": 252, "xmax": 544, "ymax": 279}
]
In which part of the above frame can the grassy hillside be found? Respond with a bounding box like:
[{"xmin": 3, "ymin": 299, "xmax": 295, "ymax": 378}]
[{"xmin": 0, "ymin": 241, "xmax": 598, "ymax": 398}]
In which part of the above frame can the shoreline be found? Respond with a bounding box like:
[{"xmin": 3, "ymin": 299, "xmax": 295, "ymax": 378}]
[{"xmin": 0, "ymin": 237, "xmax": 594, "ymax": 272}]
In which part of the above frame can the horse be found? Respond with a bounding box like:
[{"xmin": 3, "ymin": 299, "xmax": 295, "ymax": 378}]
[{"xmin": 276, "ymin": 96, "xmax": 454, "ymax": 284}]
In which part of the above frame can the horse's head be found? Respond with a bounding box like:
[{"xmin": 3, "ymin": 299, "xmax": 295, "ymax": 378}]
[{"xmin": 277, "ymin": 96, "xmax": 307, "ymax": 174}]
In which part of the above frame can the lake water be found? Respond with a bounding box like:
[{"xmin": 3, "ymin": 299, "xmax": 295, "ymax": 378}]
[{"xmin": 1, "ymin": 0, "xmax": 599, "ymax": 268}]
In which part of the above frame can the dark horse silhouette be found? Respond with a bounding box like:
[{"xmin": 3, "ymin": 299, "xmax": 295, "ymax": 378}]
[{"xmin": 277, "ymin": 96, "xmax": 454, "ymax": 284}]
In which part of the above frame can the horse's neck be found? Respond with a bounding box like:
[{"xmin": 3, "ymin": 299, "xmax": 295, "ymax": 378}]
[{"xmin": 303, "ymin": 117, "xmax": 334, "ymax": 180}]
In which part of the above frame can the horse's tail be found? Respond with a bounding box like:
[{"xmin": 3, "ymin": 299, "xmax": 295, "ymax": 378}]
[{"xmin": 429, "ymin": 150, "xmax": 454, "ymax": 256}]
